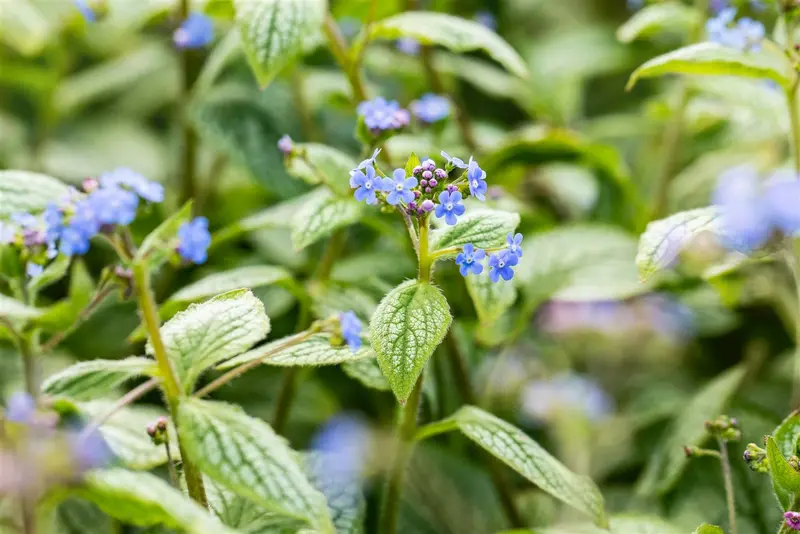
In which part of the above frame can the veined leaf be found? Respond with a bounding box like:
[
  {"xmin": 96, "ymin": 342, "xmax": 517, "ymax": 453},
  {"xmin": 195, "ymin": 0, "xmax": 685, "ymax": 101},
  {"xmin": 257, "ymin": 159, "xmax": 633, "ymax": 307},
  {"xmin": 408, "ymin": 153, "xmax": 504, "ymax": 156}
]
[
  {"xmin": 465, "ymin": 269, "xmax": 517, "ymax": 325},
  {"xmin": 627, "ymin": 42, "xmax": 794, "ymax": 90},
  {"xmin": 370, "ymin": 280, "xmax": 451, "ymax": 403},
  {"xmin": 289, "ymin": 144, "xmax": 358, "ymax": 197},
  {"xmin": 368, "ymin": 11, "xmax": 528, "ymax": 77},
  {"xmin": 233, "ymin": 0, "xmax": 326, "ymax": 87},
  {"xmin": 206, "ymin": 477, "xmax": 305, "ymax": 533},
  {"xmin": 177, "ymin": 398, "xmax": 333, "ymax": 531},
  {"xmin": 430, "ymin": 209, "xmax": 520, "ymax": 254},
  {"xmin": 774, "ymin": 410, "xmax": 800, "ymax": 459},
  {"xmin": 136, "ymin": 202, "xmax": 193, "ymax": 270},
  {"xmin": 616, "ymin": 2, "xmax": 698, "ymax": 44},
  {"xmin": 169, "ymin": 265, "xmax": 292, "ymax": 303},
  {"xmin": 767, "ymin": 436, "xmax": 800, "ymax": 510},
  {"xmin": 55, "ymin": 498, "xmax": 114, "ymax": 534},
  {"xmin": 230, "ymin": 189, "xmax": 328, "ymax": 238},
  {"xmin": 41, "ymin": 357, "xmax": 157, "ymax": 401},
  {"xmin": 342, "ymin": 358, "xmax": 390, "ymax": 391},
  {"xmin": 217, "ymin": 333, "xmax": 373, "ymax": 370},
  {"xmin": 291, "ymin": 187, "xmax": 363, "ymax": 251},
  {"xmin": 0, "ymin": 170, "xmax": 69, "ymax": 218},
  {"xmin": 151, "ymin": 289, "xmax": 270, "ymax": 393},
  {"xmin": 304, "ymin": 453, "xmax": 366, "ymax": 534},
  {"xmin": 0, "ymin": 294, "xmax": 42, "ymax": 321}
]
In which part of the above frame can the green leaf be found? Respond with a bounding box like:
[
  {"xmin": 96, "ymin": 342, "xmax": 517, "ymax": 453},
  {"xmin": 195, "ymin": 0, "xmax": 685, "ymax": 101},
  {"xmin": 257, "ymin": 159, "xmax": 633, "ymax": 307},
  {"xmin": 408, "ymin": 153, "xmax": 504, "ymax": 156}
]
[
  {"xmin": 304, "ymin": 453, "xmax": 366, "ymax": 534},
  {"xmin": 767, "ymin": 436, "xmax": 800, "ymax": 510},
  {"xmin": 368, "ymin": 11, "xmax": 528, "ymax": 77},
  {"xmin": 177, "ymin": 398, "xmax": 333, "ymax": 531},
  {"xmin": 217, "ymin": 333, "xmax": 374, "ymax": 370},
  {"xmin": 237, "ymin": 189, "xmax": 326, "ymax": 233},
  {"xmin": 0, "ymin": 294, "xmax": 42, "ymax": 321},
  {"xmin": 636, "ymin": 365, "xmax": 746, "ymax": 496},
  {"xmin": 636, "ymin": 207, "xmax": 723, "ymax": 280},
  {"xmin": 289, "ymin": 144, "xmax": 358, "ymax": 197},
  {"xmin": 616, "ymin": 2, "xmax": 698, "ymax": 44},
  {"xmin": 55, "ymin": 498, "xmax": 114, "ymax": 534},
  {"xmin": 169, "ymin": 265, "xmax": 292, "ymax": 303},
  {"xmin": 774, "ymin": 410, "xmax": 800, "ymax": 459},
  {"xmin": 627, "ymin": 42, "xmax": 794, "ymax": 90},
  {"xmin": 370, "ymin": 280, "xmax": 452, "ymax": 402},
  {"xmin": 430, "ymin": 209, "xmax": 520, "ymax": 254},
  {"xmin": 233, "ymin": 0, "xmax": 326, "ymax": 87},
  {"xmin": 35, "ymin": 259, "xmax": 94, "ymax": 332},
  {"xmin": 465, "ymin": 269, "xmax": 517, "ymax": 326},
  {"xmin": 405, "ymin": 153, "xmax": 422, "ymax": 177},
  {"xmin": 27, "ymin": 255, "xmax": 71, "ymax": 295},
  {"xmin": 152, "ymin": 289, "xmax": 270, "ymax": 393},
  {"xmin": 41, "ymin": 357, "xmax": 157, "ymax": 401},
  {"xmin": 291, "ymin": 187, "xmax": 363, "ymax": 251},
  {"xmin": 449, "ymin": 406, "xmax": 608, "ymax": 527},
  {"xmin": 0, "ymin": 170, "xmax": 69, "ymax": 218},
  {"xmin": 73, "ymin": 468, "xmax": 234, "ymax": 533},
  {"xmin": 341, "ymin": 357, "xmax": 390, "ymax": 391},
  {"xmin": 693, "ymin": 525, "xmax": 724, "ymax": 534},
  {"xmin": 206, "ymin": 477, "xmax": 305, "ymax": 533},
  {"xmin": 136, "ymin": 202, "xmax": 193, "ymax": 270}
]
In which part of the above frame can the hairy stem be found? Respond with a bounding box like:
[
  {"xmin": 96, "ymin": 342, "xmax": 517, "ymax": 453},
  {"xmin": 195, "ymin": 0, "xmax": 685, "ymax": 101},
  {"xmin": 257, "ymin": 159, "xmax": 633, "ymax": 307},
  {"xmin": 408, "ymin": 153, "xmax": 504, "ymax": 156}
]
[
  {"xmin": 418, "ymin": 215, "xmax": 431, "ymax": 283},
  {"xmin": 718, "ymin": 438, "xmax": 739, "ymax": 534},
  {"xmin": 379, "ymin": 374, "xmax": 425, "ymax": 534}
]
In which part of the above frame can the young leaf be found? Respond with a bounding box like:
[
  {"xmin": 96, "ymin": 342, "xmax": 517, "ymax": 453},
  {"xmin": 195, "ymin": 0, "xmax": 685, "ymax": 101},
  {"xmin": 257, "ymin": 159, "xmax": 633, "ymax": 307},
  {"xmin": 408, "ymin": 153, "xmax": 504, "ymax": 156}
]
[
  {"xmin": 616, "ymin": 2, "xmax": 698, "ymax": 44},
  {"xmin": 368, "ymin": 12, "xmax": 528, "ymax": 78},
  {"xmin": 206, "ymin": 477, "xmax": 306, "ymax": 533},
  {"xmin": 177, "ymin": 398, "xmax": 334, "ymax": 531},
  {"xmin": 152, "ymin": 289, "xmax": 270, "ymax": 393},
  {"xmin": 450, "ymin": 406, "xmax": 608, "ymax": 527},
  {"xmin": 774, "ymin": 410, "xmax": 800, "ymax": 459},
  {"xmin": 627, "ymin": 42, "xmax": 794, "ymax": 90},
  {"xmin": 217, "ymin": 333, "xmax": 374, "ymax": 370},
  {"xmin": 0, "ymin": 294, "xmax": 42, "ymax": 321},
  {"xmin": 233, "ymin": 0, "xmax": 326, "ymax": 87},
  {"xmin": 767, "ymin": 436, "xmax": 800, "ymax": 510},
  {"xmin": 169, "ymin": 265, "xmax": 292, "ymax": 303},
  {"xmin": 41, "ymin": 357, "xmax": 157, "ymax": 401},
  {"xmin": 288, "ymin": 143, "xmax": 358, "ymax": 197},
  {"xmin": 73, "ymin": 468, "xmax": 235, "ymax": 533},
  {"xmin": 429, "ymin": 209, "xmax": 520, "ymax": 254},
  {"xmin": 342, "ymin": 358, "xmax": 391, "ymax": 391},
  {"xmin": 135, "ymin": 201, "xmax": 193, "ymax": 270},
  {"xmin": 291, "ymin": 187, "xmax": 363, "ymax": 251},
  {"xmin": 370, "ymin": 280, "xmax": 452, "ymax": 403},
  {"xmin": 465, "ymin": 269, "xmax": 517, "ymax": 325},
  {"xmin": 693, "ymin": 525, "xmax": 724, "ymax": 534},
  {"xmin": 405, "ymin": 153, "xmax": 422, "ymax": 177},
  {"xmin": 636, "ymin": 207, "xmax": 723, "ymax": 281},
  {"xmin": 0, "ymin": 170, "xmax": 69, "ymax": 217}
]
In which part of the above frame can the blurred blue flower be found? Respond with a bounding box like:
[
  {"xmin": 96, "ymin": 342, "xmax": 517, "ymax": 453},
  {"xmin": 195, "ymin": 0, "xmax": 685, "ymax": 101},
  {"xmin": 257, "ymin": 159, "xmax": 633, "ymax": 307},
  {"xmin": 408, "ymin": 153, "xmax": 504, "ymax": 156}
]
[
  {"xmin": 43, "ymin": 203, "xmax": 63, "ymax": 243},
  {"xmin": 177, "ymin": 217, "xmax": 211, "ymax": 264},
  {"xmin": 384, "ymin": 169, "xmax": 417, "ymax": 206},
  {"xmin": 474, "ymin": 10, "xmax": 497, "ymax": 30},
  {"xmin": 0, "ymin": 222, "xmax": 15, "ymax": 244},
  {"xmin": 89, "ymin": 188, "xmax": 139, "ymax": 227},
  {"xmin": 521, "ymin": 373, "xmax": 613, "ymax": 422},
  {"xmin": 12, "ymin": 212, "xmax": 37, "ymax": 229},
  {"xmin": 506, "ymin": 233, "xmax": 523, "ymax": 258},
  {"xmin": 350, "ymin": 165, "xmax": 382, "ymax": 205},
  {"xmin": 411, "ymin": 94, "xmax": 450, "ymax": 124},
  {"xmin": 488, "ymin": 249, "xmax": 518, "ymax": 283},
  {"xmin": 435, "ymin": 190, "xmax": 465, "ymax": 225},
  {"xmin": 441, "ymin": 151, "xmax": 467, "ymax": 170},
  {"xmin": 712, "ymin": 165, "xmax": 772, "ymax": 252},
  {"xmin": 466, "ymin": 157, "xmax": 487, "ymax": 201},
  {"xmin": 68, "ymin": 427, "xmax": 113, "ymax": 471},
  {"xmin": 339, "ymin": 311, "xmax": 363, "ymax": 352},
  {"xmin": 358, "ymin": 97, "xmax": 409, "ymax": 132},
  {"xmin": 706, "ymin": 8, "xmax": 764, "ymax": 51},
  {"xmin": 26, "ymin": 263, "xmax": 44, "ymax": 278},
  {"xmin": 100, "ymin": 168, "xmax": 164, "ymax": 203},
  {"xmin": 173, "ymin": 12, "xmax": 214, "ymax": 49},
  {"xmin": 74, "ymin": 0, "xmax": 95, "ymax": 22},
  {"xmin": 764, "ymin": 171, "xmax": 800, "ymax": 235},
  {"xmin": 455, "ymin": 244, "xmax": 485, "ymax": 276},
  {"xmin": 4, "ymin": 392, "xmax": 36, "ymax": 424},
  {"xmin": 311, "ymin": 414, "xmax": 370, "ymax": 484},
  {"xmin": 627, "ymin": 0, "xmax": 644, "ymax": 11},
  {"xmin": 396, "ymin": 37, "xmax": 421, "ymax": 55}
]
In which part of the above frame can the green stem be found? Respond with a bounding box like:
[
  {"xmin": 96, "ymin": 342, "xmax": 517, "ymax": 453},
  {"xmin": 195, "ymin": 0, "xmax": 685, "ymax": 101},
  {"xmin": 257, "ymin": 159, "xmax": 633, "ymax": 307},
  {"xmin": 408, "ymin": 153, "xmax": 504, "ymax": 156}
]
[
  {"xmin": 132, "ymin": 263, "xmax": 207, "ymax": 507},
  {"xmin": 788, "ymin": 83, "xmax": 800, "ymax": 175},
  {"xmin": 19, "ymin": 335, "xmax": 39, "ymax": 401},
  {"xmin": 179, "ymin": 0, "xmax": 200, "ymax": 206},
  {"xmin": 322, "ymin": 13, "xmax": 367, "ymax": 102},
  {"xmin": 379, "ymin": 374, "xmax": 425, "ymax": 534},
  {"xmin": 290, "ymin": 68, "xmax": 320, "ymax": 142},
  {"xmin": 418, "ymin": 215, "xmax": 431, "ymax": 283},
  {"xmin": 718, "ymin": 438, "xmax": 739, "ymax": 534}
]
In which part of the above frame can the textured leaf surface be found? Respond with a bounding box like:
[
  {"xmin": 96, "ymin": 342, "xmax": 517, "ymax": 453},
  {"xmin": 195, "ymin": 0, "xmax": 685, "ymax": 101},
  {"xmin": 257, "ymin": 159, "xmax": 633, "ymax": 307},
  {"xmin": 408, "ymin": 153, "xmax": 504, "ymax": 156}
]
[
  {"xmin": 291, "ymin": 187, "xmax": 363, "ymax": 250},
  {"xmin": 0, "ymin": 294, "xmax": 42, "ymax": 320},
  {"xmin": 0, "ymin": 170, "xmax": 68, "ymax": 217},
  {"xmin": 151, "ymin": 289, "xmax": 270, "ymax": 393},
  {"xmin": 169, "ymin": 265, "xmax": 292, "ymax": 303},
  {"xmin": 218, "ymin": 333, "xmax": 373, "ymax": 370},
  {"xmin": 767, "ymin": 436, "xmax": 800, "ymax": 510},
  {"xmin": 774, "ymin": 410, "xmax": 800, "ymax": 459},
  {"xmin": 465, "ymin": 269, "xmax": 517, "ymax": 325},
  {"xmin": 177, "ymin": 398, "xmax": 333, "ymax": 531},
  {"xmin": 627, "ymin": 42, "xmax": 794, "ymax": 90},
  {"xmin": 369, "ymin": 11, "xmax": 528, "ymax": 77},
  {"xmin": 42, "ymin": 357, "xmax": 157, "ymax": 401},
  {"xmin": 233, "ymin": 0, "xmax": 326, "ymax": 87},
  {"xmin": 341, "ymin": 358, "xmax": 390, "ymax": 391},
  {"xmin": 451, "ymin": 406, "xmax": 607, "ymax": 527},
  {"xmin": 370, "ymin": 280, "xmax": 451, "ymax": 402},
  {"xmin": 136, "ymin": 202, "xmax": 193, "ymax": 270},
  {"xmin": 206, "ymin": 478, "xmax": 305, "ymax": 534},
  {"xmin": 636, "ymin": 207, "xmax": 723, "ymax": 280},
  {"xmin": 304, "ymin": 453, "xmax": 366, "ymax": 534},
  {"xmin": 616, "ymin": 2, "xmax": 698, "ymax": 43},
  {"xmin": 289, "ymin": 143, "xmax": 357, "ymax": 196},
  {"xmin": 637, "ymin": 366, "xmax": 746, "ymax": 496},
  {"xmin": 430, "ymin": 209, "xmax": 520, "ymax": 254}
]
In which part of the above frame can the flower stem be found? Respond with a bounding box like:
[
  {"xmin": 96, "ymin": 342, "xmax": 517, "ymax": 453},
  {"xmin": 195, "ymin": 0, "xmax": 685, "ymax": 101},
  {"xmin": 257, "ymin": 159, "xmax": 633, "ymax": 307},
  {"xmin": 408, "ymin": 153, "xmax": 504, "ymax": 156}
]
[
  {"xmin": 789, "ymin": 82, "xmax": 800, "ymax": 175},
  {"xmin": 81, "ymin": 378, "xmax": 160, "ymax": 438},
  {"xmin": 418, "ymin": 215, "xmax": 431, "ymax": 283},
  {"xmin": 41, "ymin": 284, "xmax": 114, "ymax": 353},
  {"xmin": 322, "ymin": 13, "xmax": 367, "ymax": 102},
  {"xmin": 718, "ymin": 438, "xmax": 739, "ymax": 534},
  {"xmin": 178, "ymin": 0, "xmax": 200, "ymax": 206},
  {"xmin": 379, "ymin": 374, "xmax": 425, "ymax": 534},
  {"xmin": 19, "ymin": 334, "xmax": 40, "ymax": 401}
]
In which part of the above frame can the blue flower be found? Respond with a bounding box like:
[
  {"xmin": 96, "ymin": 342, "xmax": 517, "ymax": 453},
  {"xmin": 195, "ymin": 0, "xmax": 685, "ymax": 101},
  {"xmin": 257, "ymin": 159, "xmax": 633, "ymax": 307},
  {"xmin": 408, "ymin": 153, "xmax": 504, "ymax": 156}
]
[
  {"xmin": 506, "ymin": 233, "xmax": 523, "ymax": 258},
  {"xmin": 706, "ymin": 8, "xmax": 764, "ymax": 51},
  {"xmin": 89, "ymin": 188, "xmax": 139, "ymax": 227},
  {"xmin": 712, "ymin": 165, "xmax": 772, "ymax": 252},
  {"xmin": 0, "ymin": 222, "xmax": 15, "ymax": 244},
  {"xmin": 11, "ymin": 212, "xmax": 37, "ymax": 229},
  {"xmin": 311, "ymin": 414, "xmax": 370, "ymax": 485},
  {"xmin": 100, "ymin": 168, "xmax": 164, "ymax": 203},
  {"xmin": 59, "ymin": 225, "xmax": 92, "ymax": 256},
  {"xmin": 74, "ymin": 0, "xmax": 95, "ymax": 22},
  {"xmin": 354, "ymin": 148, "xmax": 381, "ymax": 172},
  {"xmin": 384, "ymin": 169, "xmax": 417, "ymax": 206},
  {"xmin": 350, "ymin": 165, "xmax": 383, "ymax": 205},
  {"xmin": 441, "ymin": 151, "xmax": 467, "ymax": 170},
  {"xmin": 339, "ymin": 311, "xmax": 363, "ymax": 352},
  {"xmin": 466, "ymin": 157, "xmax": 487, "ymax": 201},
  {"xmin": 411, "ymin": 94, "xmax": 450, "ymax": 124},
  {"xmin": 396, "ymin": 37, "xmax": 420, "ymax": 55},
  {"xmin": 434, "ymin": 190, "xmax": 466, "ymax": 225},
  {"xmin": 43, "ymin": 203, "xmax": 63, "ymax": 243},
  {"xmin": 765, "ymin": 170, "xmax": 800, "ymax": 235},
  {"xmin": 736, "ymin": 17, "xmax": 765, "ymax": 51},
  {"xmin": 455, "ymin": 244, "xmax": 485, "ymax": 276},
  {"xmin": 173, "ymin": 12, "xmax": 214, "ymax": 49},
  {"xmin": 68, "ymin": 427, "xmax": 113, "ymax": 471},
  {"xmin": 26, "ymin": 263, "xmax": 44, "ymax": 278},
  {"xmin": 358, "ymin": 97, "xmax": 409, "ymax": 132},
  {"xmin": 177, "ymin": 217, "xmax": 211, "ymax": 264},
  {"xmin": 488, "ymin": 249, "xmax": 518, "ymax": 283},
  {"xmin": 474, "ymin": 10, "xmax": 497, "ymax": 30},
  {"xmin": 4, "ymin": 392, "xmax": 36, "ymax": 423}
]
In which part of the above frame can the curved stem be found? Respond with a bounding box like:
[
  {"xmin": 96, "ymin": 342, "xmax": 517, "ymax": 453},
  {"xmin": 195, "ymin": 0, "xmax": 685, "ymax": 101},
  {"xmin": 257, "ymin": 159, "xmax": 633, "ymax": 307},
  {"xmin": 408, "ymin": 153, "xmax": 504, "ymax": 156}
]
[{"xmin": 718, "ymin": 438, "xmax": 739, "ymax": 534}]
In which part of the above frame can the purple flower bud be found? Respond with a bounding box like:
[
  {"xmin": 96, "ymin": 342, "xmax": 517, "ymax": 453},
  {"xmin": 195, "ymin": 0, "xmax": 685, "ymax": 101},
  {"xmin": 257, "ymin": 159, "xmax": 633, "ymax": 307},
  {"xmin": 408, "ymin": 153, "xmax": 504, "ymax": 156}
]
[
  {"xmin": 412, "ymin": 165, "xmax": 423, "ymax": 176},
  {"xmin": 422, "ymin": 170, "xmax": 432, "ymax": 180},
  {"xmin": 447, "ymin": 184, "xmax": 458, "ymax": 193},
  {"xmin": 408, "ymin": 201, "xmax": 418, "ymax": 211},
  {"xmin": 429, "ymin": 179, "xmax": 438, "ymax": 188},
  {"xmin": 422, "ymin": 159, "xmax": 435, "ymax": 172},
  {"xmin": 413, "ymin": 190, "xmax": 421, "ymax": 199},
  {"xmin": 785, "ymin": 511, "xmax": 800, "ymax": 530},
  {"xmin": 435, "ymin": 168, "xmax": 447, "ymax": 180},
  {"xmin": 425, "ymin": 187, "xmax": 432, "ymax": 193},
  {"xmin": 82, "ymin": 178, "xmax": 99, "ymax": 193},
  {"xmin": 417, "ymin": 207, "xmax": 425, "ymax": 215},
  {"xmin": 23, "ymin": 229, "xmax": 46, "ymax": 247},
  {"xmin": 421, "ymin": 199, "xmax": 435, "ymax": 212},
  {"xmin": 156, "ymin": 417, "xmax": 168, "ymax": 431},
  {"xmin": 420, "ymin": 179, "xmax": 428, "ymax": 187},
  {"xmin": 278, "ymin": 134, "xmax": 293, "ymax": 155}
]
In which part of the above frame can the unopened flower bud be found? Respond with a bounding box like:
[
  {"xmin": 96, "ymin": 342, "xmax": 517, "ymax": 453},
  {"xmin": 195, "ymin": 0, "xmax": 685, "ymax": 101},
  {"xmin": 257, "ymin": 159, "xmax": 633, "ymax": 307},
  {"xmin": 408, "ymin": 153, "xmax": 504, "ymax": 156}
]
[
  {"xmin": 425, "ymin": 187, "xmax": 432, "ymax": 193},
  {"xmin": 82, "ymin": 178, "xmax": 99, "ymax": 193},
  {"xmin": 744, "ymin": 443, "xmax": 768, "ymax": 473},
  {"xmin": 407, "ymin": 202, "xmax": 418, "ymax": 212},
  {"xmin": 446, "ymin": 184, "xmax": 458, "ymax": 193},
  {"xmin": 422, "ymin": 170, "xmax": 432, "ymax": 180},
  {"xmin": 277, "ymin": 134, "xmax": 293, "ymax": 156},
  {"xmin": 414, "ymin": 190, "xmax": 421, "ymax": 199},
  {"xmin": 412, "ymin": 165, "xmax": 423, "ymax": 176},
  {"xmin": 420, "ymin": 179, "xmax": 428, "ymax": 187},
  {"xmin": 146, "ymin": 417, "xmax": 168, "ymax": 446},
  {"xmin": 420, "ymin": 199, "xmax": 435, "ymax": 212},
  {"xmin": 435, "ymin": 168, "xmax": 447, "ymax": 180},
  {"xmin": 155, "ymin": 417, "xmax": 168, "ymax": 432},
  {"xmin": 429, "ymin": 179, "xmax": 438, "ymax": 188},
  {"xmin": 422, "ymin": 159, "xmax": 435, "ymax": 172},
  {"xmin": 683, "ymin": 445, "xmax": 696, "ymax": 457}
]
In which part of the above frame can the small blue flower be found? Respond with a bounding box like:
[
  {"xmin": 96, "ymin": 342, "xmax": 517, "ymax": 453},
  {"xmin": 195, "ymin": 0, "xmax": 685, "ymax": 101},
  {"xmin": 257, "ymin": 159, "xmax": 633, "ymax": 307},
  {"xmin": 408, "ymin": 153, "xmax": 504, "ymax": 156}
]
[
  {"xmin": 26, "ymin": 263, "xmax": 44, "ymax": 278},
  {"xmin": 466, "ymin": 157, "xmax": 487, "ymax": 201},
  {"xmin": 89, "ymin": 188, "xmax": 139, "ymax": 227},
  {"xmin": 59, "ymin": 225, "xmax": 92, "ymax": 256},
  {"xmin": 311, "ymin": 414, "xmax": 370, "ymax": 484},
  {"xmin": 474, "ymin": 10, "xmax": 497, "ymax": 30},
  {"xmin": 706, "ymin": 8, "xmax": 764, "ymax": 51},
  {"xmin": 411, "ymin": 94, "xmax": 450, "ymax": 124},
  {"xmin": 736, "ymin": 17, "xmax": 765, "ymax": 51},
  {"xmin": 440, "ymin": 151, "xmax": 467, "ymax": 170},
  {"xmin": 100, "ymin": 168, "xmax": 164, "ymax": 204},
  {"xmin": 74, "ymin": 0, "xmax": 95, "ymax": 22},
  {"xmin": 521, "ymin": 373, "xmax": 613, "ymax": 422},
  {"xmin": 68, "ymin": 427, "xmax": 113, "ymax": 471},
  {"xmin": 177, "ymin": 217, "xmax": 211, "ymax": 264},
  {"xmin": 12, "ymin": 212, "xmax": 37, "ymax": 229},
  {"xmin": 358, "ymin": 98, "xmax": 409, "ymax": 132},
  {"xmin": 4, "ymin": 392, "xmax": 36, "ymax": 423},
  {"xmin": 43, "ymin": 203, "xmax": 63, "ymax": 242},
  {"xmin": 396, "ymin": 37, "xmax": 420, "ymax": 55},
  {"xmin": 712, "ymin": 165, "xmax": 772, "ymax": 252},
  {"xmin": 173, "ymin": 12, "xmax": 214, "ymax": 49},
  {"xmin": 339, "ymin": 311, "xmax": 363, "ymax": 352},
  {"xmin": 350, "ymin": 165, "xmax": 382, "ymax": 205},
  {"xmin": 455, "ymin": 244, "xmax": 485, "ymax": 276},
  {"xmin": 384, "ymin": 169, "xmax": 417, "ymax": 206},
  {"xmin": 354, "ymin": 148, "xmax": 381, "ymax": 172},
  {"xmin": 488, "ymin": 249, "xmax": 519, "ymax": 283},
  {"xmin": 506, "ymin": 233, "xmax": 523, "ymax": 258},
  {"xmin": 434, "ymin": 190, "xmax": 466, "ymax": 225},
  {"xmin": 765, "ymin": 170, "xmax": 800, "ymax": 235},
  {"xmin": 0, "ymin": 222, "xmax": 15, "ymax": 244}
]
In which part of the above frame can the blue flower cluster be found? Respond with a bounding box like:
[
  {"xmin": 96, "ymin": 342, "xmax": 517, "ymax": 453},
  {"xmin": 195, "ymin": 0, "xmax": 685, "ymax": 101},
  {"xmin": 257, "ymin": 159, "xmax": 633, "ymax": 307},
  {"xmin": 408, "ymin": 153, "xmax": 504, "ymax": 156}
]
[
  {"xmin": 357, "ymin": 97, "xmax": 410, "ymax": 133},
  {"xmin": 339, "ymin": 311, "xmax": 363, "ymax": 352},
  {"xmin": 411, "ymin": 94, "xmax": 451, "ymax": 124},
  {"xmin": 173, "ymin": 12, "xmax": 214, "ymax": 49},
  {"xmin": 713, "ymin": 166, "xmax": 800, "ymax": 252},
  {"xmin": 456, "ymin": 233, "xmax": 523, "ymax": 283},
  {"xmin": 706, "ymin": 8, "xmax": 764, "ymax": 51}
]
